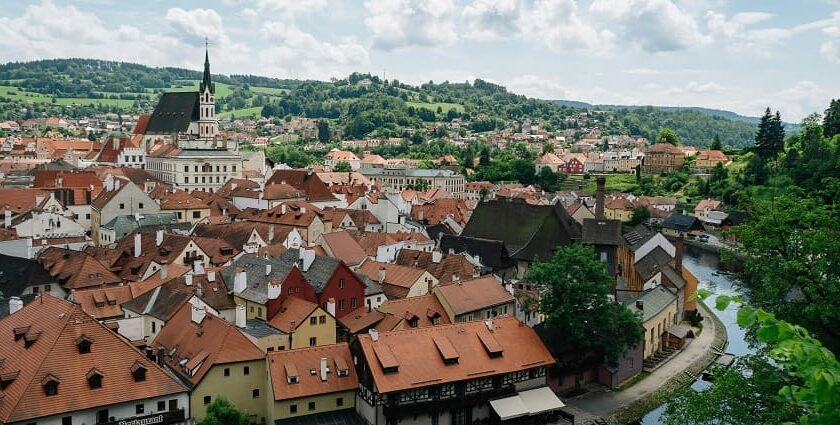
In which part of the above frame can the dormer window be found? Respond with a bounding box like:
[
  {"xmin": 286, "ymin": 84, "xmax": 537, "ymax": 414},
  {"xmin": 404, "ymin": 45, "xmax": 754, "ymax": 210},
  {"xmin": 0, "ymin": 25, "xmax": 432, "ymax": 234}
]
[
  {"xmin": 408, "ymin": 317, "xmax": 419, "ymax": 328},
  {"xmin": 13, "ymin": 326, "xmax": 30, "ymax": 341},
  {"xmin": 0, "ymin": 371, "xmax": 19, "ymax": 390},
  {"xmin": 86, "ymin": 368, "xmax": 103, "ymax": 389},
  {"xmin": 42, "ymin": 374, "xmax": 60, "ymax": 396},
  {"xmin": 131, "ymin": 362, "xmax": 147, "ymax": 382},
  {"xmin": 24, "ymin": 332, "xmax": 41, "ymax": 348},
  {"xmin": 77, "ymin": 335, "xmax": 92, "ymax": 354}
]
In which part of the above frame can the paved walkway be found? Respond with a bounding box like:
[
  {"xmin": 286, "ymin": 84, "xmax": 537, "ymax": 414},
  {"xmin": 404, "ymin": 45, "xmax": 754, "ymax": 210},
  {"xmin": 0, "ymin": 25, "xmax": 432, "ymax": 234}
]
[{"xmin": 562, "ymin": 302, "xmax": 721, "ymax": 424}]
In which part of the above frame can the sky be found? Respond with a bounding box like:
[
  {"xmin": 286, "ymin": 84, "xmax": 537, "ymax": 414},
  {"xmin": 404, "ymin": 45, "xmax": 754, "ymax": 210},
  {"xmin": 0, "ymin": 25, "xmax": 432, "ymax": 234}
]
[{"xmin": 1, "ymin": 1, "xmax": 839, "ymax": 121}]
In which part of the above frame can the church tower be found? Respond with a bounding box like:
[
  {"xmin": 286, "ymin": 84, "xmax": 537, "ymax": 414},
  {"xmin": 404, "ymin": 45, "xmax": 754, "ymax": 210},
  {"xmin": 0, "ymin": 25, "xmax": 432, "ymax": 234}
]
[{"xmin": 198, "ymin": 45, "xmax": 219, "ymax": 145}]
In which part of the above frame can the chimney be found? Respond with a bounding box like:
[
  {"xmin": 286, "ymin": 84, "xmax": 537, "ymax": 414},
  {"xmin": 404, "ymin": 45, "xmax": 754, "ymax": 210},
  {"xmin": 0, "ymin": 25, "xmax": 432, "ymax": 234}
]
[
  {"xmin": 326, "ymin": 298, "xmax": 336, "ymax": 316},
  {"xmin": 133, "ymin": 233, "xmax": 142, "ymax": 257},
  {"xmin": 105, "ymin": 176, "xmax": 114, "ymax": 192},
  {"xmin": 267, "ymin": 279, "xmax": 281, "ymax": 300},
  {"xmin": 320, "ymin": 357, "xmax": 329, "ymax": 382},
  {"xmin": 369, "ymin": 328, "xmax": 379, "ymax": 341},
  {"xmin": 418, "ymin": 209, "xmax": 424, "ymax": 221},
  {"xmin": 193, "ymin": 260, "xmax": 205, "ymax": 274},
  {"xmin": 675, "ymin": 235, "xmax": 684, "ymax": 274},
  {"xmin": 207, "ymin": 271, "xmax": 216, "ymax": 282},
  {"xmin": 378, "ymin": 267, "xmax": 386, "ymax": 283},
  {"xmin": 184, "ymin": 274, "xmax": 193, "ymax": 286},
  {"xmin": 595, "ymin": 176, "xmax": 606, "ymax": 219},
  {"xmin": 485, "ymin": 318, "xmax": 494, "ymax": 332},
  {"xmin": 114, "ymin": 179, "xmax": 121, "ymax": 190},
  {"xmin": 265, "ymin": 264, "xmax": 272, "ymax": 276},
  {"xmin": 8, "ymin": 296, "xmax": 23, "ymax": 315},
  {"xmin": 191, "ymin": 304, "xmax": 206, "ymax": 324},
  {"xmin": 268, "ymin": 224, "xmax": 275, "ymax": 242},
  {"xmin": 234, "ymin": 268, "xmax": 247, "ymax": 294},
  {"xmin": 636, "ymin": 300, "xmax": 644, "ymax": 310},
  {"xmin": 155, "ymin": 230, "xmax": 164, "ymax": 247},
  {"xmin": 235, "ymin": 304, "xmax": 246, "ymax": 328},
  {"xmin": 160, "ymin": 262, "xmax": 168, "ymax": 279},
  {"xmin": 4, "ymin": 209, "xmax": 11, "ymax": 228},
  {"xmin": 281, "ymin": 204, "xmax": 287, "ymax": 214},
  {"xmin": 156, "ymin": 347, "xmax": 165, "ymax": 366},
  {"xmin": 145, "ymin": 346, "xmax": 154, "ymax": 361},
  {"xmin": 431, "ymin": 250, "xmax": 442, "ymax": 264},
  {"xmin": 504, "ymin": 283, "xmax": 514, "ymax": 295}
]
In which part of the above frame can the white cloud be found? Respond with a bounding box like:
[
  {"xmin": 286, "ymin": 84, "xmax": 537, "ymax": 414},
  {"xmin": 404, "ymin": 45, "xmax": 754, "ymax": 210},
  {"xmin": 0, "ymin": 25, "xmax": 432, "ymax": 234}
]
[
  {"xmin": 240, "ymin": 8, "xmax": 258, "ymax": 20},
  {"xmin": 254, "ymin": 0, "xmax": 327, "ymax": 16},
  {"xmin": 364, "ymin": 0, "xmax": 458, "ymax": 50},
  {"xmin": 520, "ymin": 0, "xmax": 615, "ymax": 54},
  {"xmin": 686, "ymin": 81, "xmax": 723, "ymax": 93},
  {"xmin": 507, "ymin": 74, "xmax": 574, "ymax": 99},
  {"xmin": 462, "ymin": 0, "xmax": 522, "ymax": 41},
  {"xmin": 259, "ymin": 20, "xmax": 369, "ymax": 79},
  {"xmin": 590, "ymin": 0, "xmax": 710, "ymax": 52},
  {"xmin": 165, "ymin": 8, "xmax": 229, "ymax": 45},
  {"xmin": 819, "ymin": 12, "xmax": 840, "ymax": 62},
  {"xmin": 622, "ymin": 68, "xmax": 662, "ymax": 75}
]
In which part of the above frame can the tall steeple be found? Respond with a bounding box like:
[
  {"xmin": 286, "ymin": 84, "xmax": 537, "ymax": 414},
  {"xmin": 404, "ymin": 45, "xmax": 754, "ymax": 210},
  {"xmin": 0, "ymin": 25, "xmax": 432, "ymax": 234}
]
[{"xmin": 200, "ymin": 39, "xmax": 214, "ymax": 94}]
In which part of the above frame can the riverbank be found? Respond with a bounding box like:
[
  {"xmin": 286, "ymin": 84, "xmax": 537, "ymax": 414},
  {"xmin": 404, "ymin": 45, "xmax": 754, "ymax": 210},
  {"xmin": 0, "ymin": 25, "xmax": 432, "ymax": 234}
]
[{"xmin": 562, "ymin": 300, "xmax": 728, "ymax": 424}]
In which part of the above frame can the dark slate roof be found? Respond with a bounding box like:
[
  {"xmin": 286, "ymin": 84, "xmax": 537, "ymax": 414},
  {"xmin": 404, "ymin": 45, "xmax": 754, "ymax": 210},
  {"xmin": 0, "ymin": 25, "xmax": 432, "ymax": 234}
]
[
  {"xmin": 461, "ymin": 199, "xmax": 581, "ymax": 262},
  {"xmin": 426, "ymin": 223, "xmax": 454, "ymax": 242},
  {"xmin": 121, "ymin": 287, "xmax": 192, "ymax": 321},
  {"xmin": 581, "ymin": 218, "xmax": 624, "ymax": 246},
  {"xmin": 355, "ymin": 273, "xmax": 383, "ymax": 296},
  {"xmin": 0, "ymin": 253, "xmax": 54, "ymax": 298},
  {"xmin": 723, "ymin": 210, "xmax": 748, "ymax": 226},
  {"xmin": 274, "ymin": 409, "xmax": 365, "ymax": 425},
  {"xmin": 625, "ymin": 286, "xmax": 677, "ymax": 322},
  {"xmin": 439, "ymin": 234, "xmax": 515, "ymax": 270},
  {"xmin": 635, "ymin": 246, "xmax": 672, "ymax": 281},
  {"xmin": 145, "ymin": 92, "xmax": 200, "ymax": 134},
  {"xmin": 662, "ymin": 213, "xmax": 705, "ymax": 233},
  {"xmin": 623, "ymin": 224, "xmax": 656, "ymax": 250},
  {"xmin": 241, "ymin": 318, "xmax": 284, "ymax": 339},
  {"xmin": 661, "ymin": 266, "xmax": 686, "ymax": 290}
]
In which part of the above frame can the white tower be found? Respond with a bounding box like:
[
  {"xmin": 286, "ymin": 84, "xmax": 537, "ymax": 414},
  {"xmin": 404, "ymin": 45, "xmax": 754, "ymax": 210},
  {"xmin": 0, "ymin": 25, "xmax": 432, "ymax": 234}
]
[{"xmin": 198, "ymin": 43, "xmax": 219, "ymax": 145}]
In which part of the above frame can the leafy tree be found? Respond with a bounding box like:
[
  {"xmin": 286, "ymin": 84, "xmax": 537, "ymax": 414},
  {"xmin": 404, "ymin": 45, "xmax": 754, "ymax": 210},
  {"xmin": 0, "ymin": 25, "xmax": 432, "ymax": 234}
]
[
  {"xmin": 629, "ymin": 205, "xmax": 650, "ymax": 226},
  {"xmin": 710, "ymin": 134, "xmax": 722, "ymax": 150},
  {"xmin": 542, "ymin": 142, "xmax": 555, "ymax": 154},
  {"xmin": 537, "ymin": 166, "xmax": 559, "ymax": 192},
  {"xmin": 658, "ymin": 128, "xmax": 680, "ymax": 145},
  {"xmin": 198, "ymin": 398, "xmax": 249, "ymax": 425},
  {"xmin": 528, "ymin": 244, "xmax": 643, "ymax": 390},
  {"xmin": 479, "ymin": 145, "xmax": 491, "ymax": 166},
  {"xmin": 823, "ymin": 98, "xmax": 840, "ymax": 139},
  {"xmin": 332, "ymin": 160, "xmax": 352, "ymax": 172},
  {"xmin": 317, "ymin": 120, "xmax": 330, "ymax": 143}
]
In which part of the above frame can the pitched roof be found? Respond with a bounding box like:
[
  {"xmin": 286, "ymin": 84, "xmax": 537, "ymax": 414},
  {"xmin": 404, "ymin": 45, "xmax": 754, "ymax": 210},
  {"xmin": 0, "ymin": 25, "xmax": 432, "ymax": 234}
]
[
  {"xmin": 393, "ymin": 249, "xmax": 476, "ymax": 285},
  {"xmin": 0, "ymin": 188, "xmax": 50, "ymax": 214},
  {"xmin": 122, "ymin": 274, "xmax": 234, "ymax": 321},
  {"xmin": 354, "ymin": 232, "xmax": 430, "ymax": 256},
  {"xmin": 267, "ymin": 296, "xmax": 319, "ymax": 333},
  {"xmin": 647, "ymin": 143, "xmax": 682, "ymax": 154},
  {"xmin": 581, "ymin": 218, "xmax": 624, "ymax": 246},
  {"xmin": 267, "ymin": 343, "xmax": 358, "ymax": 401},
  {"xmin": 662, "ymin": 213, "xmax": 705, "ymax": 232},
  {"xmin": 696, "ymin": 150, "xmax": 729, "ymax": 161},
  {"xmin": 0, "ymin": 253, "xmax": 53, "ymax": 298},
  {"xmin": 434, "ymin": 276, "xmax": 514, "ymax": 316},
  {"xmin": 151, "ymin": 302, "xmax": 264, "ymax": 385},
  {"xmin": 634, "ymin": 246, "xmax": 673, "ymax": 281},
  {"xmin": 266, "ymin": 169, "xmax": 337, "ymax": 202},
  {"xmin": 624, "ymin": 286, "xmax": 677, "ymax": 322},
  {"xmin": 695, "ymin": 198, "xmax": 722, "ymax": 212},
  {"xmin": 145, "ymin": 92, "xmax": 200, "ymax": 134},
  {"xmin": 321, "ymin": 230, "xmax": 368, "ymax": 267},
  {"xmin": 358, "ymin": 261, "xmax": 426, "ymax": 290},
  {"xmin": 357, "ymin": 316, "xmax": 553, "ymax": 394},
  {"xmin": 159, "ymin": 190, "xmax": 209, "ymax": 210},
  {"xmin": 72, "ymin": 285, "xmax": 134, "ymax": 320},
  {"xmin": 0, "ymin": 295, "xmax": 186, "ymax": 423},
  {"xmin": 378, "ymin": 294, "xmax": 450, "ymax": 328},
  {"xmin": 438, "ymin": 234, "xmax": 515, "ymax": 270},
  {"xmin": 38, "ymin": 247, "xmax": 123, "ymax": 290},
  {"xmin": 411, "ymin": 198, "xmax": 472, "ymax": 226}
]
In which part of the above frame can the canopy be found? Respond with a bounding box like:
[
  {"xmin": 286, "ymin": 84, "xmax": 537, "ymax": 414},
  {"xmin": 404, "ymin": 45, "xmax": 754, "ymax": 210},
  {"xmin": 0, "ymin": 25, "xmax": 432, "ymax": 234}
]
[{"xmin": 489, "ymin": 387, "xmax": 565, "ymax": 421}]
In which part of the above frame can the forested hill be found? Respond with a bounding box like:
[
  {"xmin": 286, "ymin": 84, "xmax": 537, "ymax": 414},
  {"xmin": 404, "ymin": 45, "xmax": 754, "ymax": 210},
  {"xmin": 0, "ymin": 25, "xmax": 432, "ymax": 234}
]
[{"xmin": 0, "ymin": 58, "xmax": 760, "ymax": 148}]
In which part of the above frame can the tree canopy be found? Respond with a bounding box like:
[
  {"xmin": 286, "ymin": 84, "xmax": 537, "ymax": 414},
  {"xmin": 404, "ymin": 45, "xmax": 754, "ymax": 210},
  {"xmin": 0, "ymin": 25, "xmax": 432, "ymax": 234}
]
[{"xmin": 197, "ymin": 398, "xmax": 250, "ymax": 425}]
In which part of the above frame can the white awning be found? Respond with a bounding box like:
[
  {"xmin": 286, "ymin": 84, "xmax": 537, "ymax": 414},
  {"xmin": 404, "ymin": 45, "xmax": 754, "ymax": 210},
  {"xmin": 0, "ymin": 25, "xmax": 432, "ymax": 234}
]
[{"xmin": 490, "ymin": 387, "xmax": 565, "ymax": 421}]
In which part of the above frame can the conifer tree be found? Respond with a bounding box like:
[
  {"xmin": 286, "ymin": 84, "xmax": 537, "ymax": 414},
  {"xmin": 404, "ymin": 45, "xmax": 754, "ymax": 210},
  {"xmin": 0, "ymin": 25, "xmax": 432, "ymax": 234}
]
[{"xmin": 823, "ymin": 98, "xmax": 840, "ymax": 139}]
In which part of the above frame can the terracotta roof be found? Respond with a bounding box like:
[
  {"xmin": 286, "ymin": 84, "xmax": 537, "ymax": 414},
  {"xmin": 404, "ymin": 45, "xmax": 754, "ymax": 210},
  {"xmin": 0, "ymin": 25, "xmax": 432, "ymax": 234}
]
[
  {"xmin": 378, "ymin": 294, "xmax": 450, "ymax": 328},
  {"xmin": 93, "ymin": 136, "xmax": 140, "ymax": 164},
  {"xmin": 159, "ymin": 190, "xmax": 209, "ymax": 210},
  {"xmin": 357, "ymin": 316, "xmax": 553, "ymax": 394},
  {"xmin": 536, "ymin": 152, "xmax": 565, "ymax": 165},
  {"xmin": 151, "ymin": 302, "xmax": 264, "ymax": 385},
  {"xmin": 72, "ymin": 285, "xmax": 134, "ymax": 320},
  {"xmin": 434, "ymin": 276, "xmax": 514, "ymax": 316},
  {"xmin": 361, "ymin": 154, "xmax": 386, "ymax": 164},
  {"xmin": 394, "ymin": 249, "xmax": 476, "ymax": 285},
  {"xmin": 32, "ymin": 170, "xmax": 102, "ymax": 190},
  {"xmin": 695, "ymin": 198, "xmax": 721, "ymax": 212},
  {"xmin": 263, "ymin": 183, "xmax": 306, "ymax": 200},
  {"xmin": 696, "ymin": 150, "xmax": 729, "ymax": 161},
  {"xmin": 358, "ymin": 261, "xmax": 427, "ymax": 290},
  {"xmin": 0, "ymin": 188, "xmax": 50, "ymax": 214},
  {"xmin": 239, "ymin": 200, "xmax": 325, "ymax": 228},
  {"xmin": 0, "ymin": 295, "xmax": 186, "ymax": 423},
  {"xmin": 267, "ymin": 343, "xmax": 358, "ymax": 401},
  {"xmin": 267, "ymin": 296, "xmax": 319, "ymax": 333},
  {"xmin": 337, "ymin": 307, "xmax": 389, "ymax": 334},
  {"xmin": 123, "ymin": 274, "xmax": 234, "ymax": 321},
  {"xmin": 133, "ymin": 114, "xmax": 151, "ymax": 135},
  {"xmin": 411, "ymin": 198, "xmax": 472, "ymax": 226},
  {"xmin": 266, "ymin": 169, "xmax": 336, "ymax": 202},
  {"xmin": 354, "ymin": 232, "xmax": 430, "ymax": 256},
  {"xmin": 325, "ymin": 150, "xmax": 360, "ymax": 161},
  {"xmin": 38, "ymin": 247, "xmax": 123, "ymax": 290},
  {"xmin": 647, "ymin": 143, "xmax": 682, "ymax": 154},
  {"xmin": 193, "ymin": 221, "xmax": 290, "ymax": 248},
  {"xmin": 321, "ymin": 230, "xmax": 368, "ymax": 266}
]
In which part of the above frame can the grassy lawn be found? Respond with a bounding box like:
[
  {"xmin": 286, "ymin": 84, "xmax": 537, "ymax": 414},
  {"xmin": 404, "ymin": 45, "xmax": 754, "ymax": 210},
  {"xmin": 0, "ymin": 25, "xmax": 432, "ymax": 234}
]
[
  {"xmin": 166, "ymin": 81, "xmax": 234, "ymax": 98},
  {"xmin": 219, "ymin": 106, "xmax": 263, "ymax": 119},
  {"xmin": 251, "ymin": 86, "xmax": 287, "ymax": 96},
  {"xmin": 406, "ymin": 101, "xmax": 464, "ymax": 113},
  {"xmin": 584, "ymin": 173, "xmax": 639, "ymax": 193},
  {"xmin": 0, "ymin": 85, "xmax": 51, "ymax": 102},
  {"xmin": 54, "ymin": 97, "xmax": 137, "ymax": 107}
]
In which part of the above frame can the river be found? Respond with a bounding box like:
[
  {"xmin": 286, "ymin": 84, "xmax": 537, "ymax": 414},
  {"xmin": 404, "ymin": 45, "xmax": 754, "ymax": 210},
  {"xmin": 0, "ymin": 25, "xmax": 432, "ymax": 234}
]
[{"xmin": 640, "ymin": 245, "xmax": 753, "ymax": 424}]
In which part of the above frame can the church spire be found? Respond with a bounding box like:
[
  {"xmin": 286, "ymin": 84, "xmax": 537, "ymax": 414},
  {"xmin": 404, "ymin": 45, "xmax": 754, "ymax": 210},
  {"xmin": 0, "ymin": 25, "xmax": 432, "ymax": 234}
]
[{"xmin": 200, "ymin": 38, "xmax": 214, "ymax": 94}]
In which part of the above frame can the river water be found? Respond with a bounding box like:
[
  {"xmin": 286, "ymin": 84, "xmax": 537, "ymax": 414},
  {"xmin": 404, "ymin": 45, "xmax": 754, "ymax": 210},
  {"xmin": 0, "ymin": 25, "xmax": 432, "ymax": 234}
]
[{"xmin": 640, "ymin": 245, "xmax": 754, "ymax": 424}]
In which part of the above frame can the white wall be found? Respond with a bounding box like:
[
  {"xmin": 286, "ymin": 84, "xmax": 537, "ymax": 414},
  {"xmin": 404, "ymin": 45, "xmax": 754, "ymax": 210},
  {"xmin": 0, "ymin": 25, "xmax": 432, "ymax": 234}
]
[{"xmin": 19, "ymin": 393, "xmax": 190, "ymax": 425}]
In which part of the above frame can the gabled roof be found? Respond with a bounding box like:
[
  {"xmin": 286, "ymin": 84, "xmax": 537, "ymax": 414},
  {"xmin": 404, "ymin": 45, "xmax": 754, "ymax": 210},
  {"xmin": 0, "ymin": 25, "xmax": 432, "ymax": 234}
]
[
  {"xmin": 634, "ymin": 246, "xmax": 672, "ymax": 281},
  {"xmin": 320, "ymin": 230, "xmax": 368, "ymax": 267},
  {"xmin": 358, "ymin": 261, "xmax": 427, "ymax": 290},
  {"xmin": 0, "ymin": 188, "xmax": 51, "ymax": 214},
  {"xmin": 0, "ymin": 253, "xmax": 53, "ymax": 298},
  {"xmin": 581, "ymin": 218, "xmax": 624, "ymax": 246},
  {"xmin": 145, "ymin": 92, "xmax": 200, "ymax": 134},
  {"xmin": 0, "ymin": 295, "xmax": 186, "ymax": 423},
  {"xmin": 122, "ymin": 274, "xmax": 234, "ymax": 321},
  {"xmin": 266, "ymin": 169, "xmax": 337, "ymax": 202},
  {"xmin": 159, "ymin": 190, "xmax": 209, "ymax": 210},
  {"xmin": 394, "ymin": 249, "xmax": 476, "ymax": 285},
  {"xmin": 695, "ymin": 198, "xmax": 722, "ymax": 212},
  {"xmin": 357, "ymin": 316, "xmax": 553, "ymax": 394},
  {"xmin": 267, "ymin": 343, "xmax": 358, "ymax": 401},
  {"xmin": 73, "ymin": 285, "xmax": 134, "ymax": 320},
  {"xmin": 647, "ymin": 143, "xmax": 682, "ymax": 154},
  {"xmin": 433, "ymin": 276, "xmax": 514, "ymax": 316},
  {"xmin": 624, "ymin": 286, "xmax": 677, "ymax": 322},
  {"xmin": 662, "ymin": 213, "xmax": 705, "ymax": 232},
  {"xmin": 267, "ymin": 296, "xmax": 319, "ymax": 333},
  {"xmin": 353, "ymin": 231, "xmax": 430, "ymax": 256},
  {"xmin": 378, "ymin": 294, "xmax": 450, "ymax": 327},
  {"xmin": 151, "ymin": 302, "xmax": 264, "ymax": 385},
  {"xmin": 438, "ymin": 234, "xmax": 515, "ymax": 270},
  {"xmin": 38, "ymin": 247, "xmax": 123, "ymax": 290}
]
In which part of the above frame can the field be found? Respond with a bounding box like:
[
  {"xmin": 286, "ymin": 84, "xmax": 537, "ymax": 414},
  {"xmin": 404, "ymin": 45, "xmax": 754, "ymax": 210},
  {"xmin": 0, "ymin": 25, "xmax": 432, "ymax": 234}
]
[
  {"xmin": 585, "ymin": 173, "xmax": 639, "ymax": 193},
  {"xmin": 166, "ymin": 81, "xmax": 234, "ymax": 99},
  {"xmin": 406, "ymin": 101, "xmax": 464, "ymax": 113},
  {"xmin": 219, "ymin": 106, "xmax": 263, "ymax": 119},
  {"xmin": 54, "ymin": 97, "xmax": 137, "ymax": 107},
  {"xmin": 0, "ymin": 85, "xmax": 51, "ymax": 102},
  {"xmin": 250, "ymin": 86, "xmax": 287, "ymax": 96}
]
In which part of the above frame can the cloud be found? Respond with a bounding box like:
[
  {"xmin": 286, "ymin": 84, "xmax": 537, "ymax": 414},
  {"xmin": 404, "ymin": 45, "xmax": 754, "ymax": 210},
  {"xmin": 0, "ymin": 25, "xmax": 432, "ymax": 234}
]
[
  {"xmin": 589, "ymin": 0, "xmax": 710, "ymax": 52},
  {"xmin": 254, "ymin": 0, "xmax": 327, "ymax": 16},
  {"xmin": 506, "ymin": 74, "xmax": 574, "ymax": 99},
  {"xmin": 622, "ymin": 68, "xmax": 662, "ymax": 75},
  {"xmin": 462, "ymin": 0, "xmax": 522, "ymax": 41},
  {"xmin": 240, "ymin": 8, "xmax": 258, "ymax": 20},
  {"xmin": 165, "ymin": 8, "xmax": 229, "ymax": 45},
  {"xmin": 686, "ymin": 81, "xmax": 723, "ymax": 93},
  {"xmin": 819, "ymin": 12, "xmax": 840, "ymax": 62},
  {"xmin": 520, "ymin": 0, "xmax": 615, "ymax": 54},
  {"xmin": 364, "ymin": 0, "xmax": 458, "ymax": 50},
  {"xmin": 259, "ymin": 20, "xmax": 369, "ymax": 79}
]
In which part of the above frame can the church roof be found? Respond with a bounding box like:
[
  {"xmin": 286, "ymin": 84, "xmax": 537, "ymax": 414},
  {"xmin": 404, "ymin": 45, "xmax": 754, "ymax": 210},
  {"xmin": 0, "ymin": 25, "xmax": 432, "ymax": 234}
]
[{"xmin": 145, "ymin": 92, "xmax": 200, "ymax": 134}]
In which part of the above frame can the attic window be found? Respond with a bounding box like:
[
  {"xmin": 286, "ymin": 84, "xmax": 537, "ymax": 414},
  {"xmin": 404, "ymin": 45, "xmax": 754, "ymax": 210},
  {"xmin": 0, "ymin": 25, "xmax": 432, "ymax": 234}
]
[
  {"xmin": 432, "ymin": 334, "xmax": 459, "ymax": 365},
  {"xmin": 0, "ymin": 371, "xmax": 19, "ymax": 390},
  {"xmin": 220, "ymin": 247, "xmax": 233, "ymax": 255},
  {"xmin": 372, "ymin": 344, "xmax": 399, "ymax": 374},
  {"xmin": 334, "ymin": 357, "xmax": 350, "ymax": 378},
  {"xmin": 131, "ymin": 362, "xmax": 147, "ymax": 382},
  {"xmin": 478, "ymin": 332, "xmax": 504, "ymax": 358},
  {"xmin": 285, "ymin": 363, "xmax": 299, "ymax": 384},
  {"xmin": 76, "ymin": 335, "xmax": 92, "ymax": 354},
  {"xmin": 24, "ymin": 332, "xmax": 41, "ymax": 348},
  {"xmin": 42, "ymin": 374, "xmax": 60, "ymax": 396},
  {"xmin": 86, "ymin": 368, "xmax": 103, "ymax": 389},
  {"xmin": 13, "ymin": 326, "xmax": 30, "ymax": 341}
]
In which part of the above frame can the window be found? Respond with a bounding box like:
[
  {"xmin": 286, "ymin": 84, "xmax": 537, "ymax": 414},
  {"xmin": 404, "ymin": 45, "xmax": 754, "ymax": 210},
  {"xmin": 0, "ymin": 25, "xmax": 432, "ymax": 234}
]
[
  {"xmin": 257, "ymin": 307, "xmax": 263, "ymax": 317},
  {"xmin": 62, "ymin": 417, "xmax": 72, "ymax": 425},
  {"xmin": 177, "ymin": 212, "xmax": 182, "ymax": 219},
  {"xmin": 338, "ymin": 299, "xmax": 345, "ymax": 311},
  {"xmin": 243, "ymin": 366, "xmax": 250, "ymax": 376},
  {"xmin": 152, "ymin": 322, "xmax": 156, "ymax": 333},
  {"xmin": 184, "ymin": 166, "xmax": 189, "ymax": 172},
  {"xmin": 309, "ymin": 337, "xmax": 317, "ymax": 346},
  {"xmin": 290, "ymin": 404, "xmax": 297, "ymax": 414},
  {"xmin": 139, "ymin": 202, "xmax": 144, "ymax": 209},
  {"xmin": 43, "ymin": 380, "xmax": 58, "ymax": 396},
  {"xmin": 224, "ymin": 368, "xmax": 230, "ymax": 377},
  {"xmin": 339, "ymin": 278, "xmax": 345, "ymax": 289},
  {"xmin": 203, "ymin": 396, "xmax": 211, "ymax": 405},
  {"xmin": 119, "ymin": 203, "xmax": 125, "ymax": 209},
  {"xmin": 168, "ymin": 399, "xmax": 178, "ymax": 411},
  {"xmin": 136, "ymin": 404, "xmax": 144, "ymax": 414},
  {"xmin": 308, "ymin": 401, "xmax": 315, "ymax": 411},
  {"xmin": 336, "ymin": 397, "xmax": 343, "ymax": 407},
  {"xmin": 97, "ymin": 409, "xmax": 109, "ymax": 424},
  {"xmin": 319, "ymin": 315, "xmax": 326, "ymax": 324},
  {"xmin": 351, "ymin": 297, "xmax": 357, "ymax": 309},
  {"xmin": 157, "ymin": 401, "xmax": 166, "ymax": 411},
  {"xmin": 252, "ymin": 389, "xmax": 260, "ymax": 398},
  {"xmin": 232, "ymin": 166, "xmax": 237, "ymax": 172},
  {"xmin": 88, "ymin": 373, "xmax": 102, "ymax": 389},
  {"xmin": 310, "ymin": 316, "xmax": 317, "ymax": 325}
]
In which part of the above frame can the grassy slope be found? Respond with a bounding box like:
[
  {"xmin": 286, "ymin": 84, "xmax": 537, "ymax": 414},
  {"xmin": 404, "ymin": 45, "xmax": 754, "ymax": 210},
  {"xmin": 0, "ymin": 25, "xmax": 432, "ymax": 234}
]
[{"xmin": 406, "ymin": 101, "xmax": 464, "ymax": 113}]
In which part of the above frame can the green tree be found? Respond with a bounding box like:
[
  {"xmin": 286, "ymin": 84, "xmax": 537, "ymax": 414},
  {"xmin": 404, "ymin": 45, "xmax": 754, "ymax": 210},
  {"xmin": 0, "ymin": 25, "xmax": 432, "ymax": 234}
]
[
  {"xmin": 542, "ymin": 142, "xmax": 555, "ymax": 154},
  {"xmin": 823, "ymin": 98, "xmax": 840, "ymax": 139},
  {"xmin": 197, "ymin": 398, "xmax": 249, "ymax": 425},
  {"xmin": 537, "ymin": 166, "xmax": 559, "ymax": 192},
  {"xmin": 755, "ymin": 108, "xmax": 785, "ymax": 159},
  {"xmin": 332, "ymin": 160, "xmax": 352, "ymax": 172},
  {"xmin": 527, "ymin": 244, "xmax": 643, "ymax": 390},
  {"xmin": 657, "ymin": 128, "xmax": 680, "ymax": 145},
  {"xmin": 710, "ymin": 134, "xmax": 722, "ymax": 150},
  {"xmin": 317, "ymin": 120, "xmax": 330, "ymax": 143},
  {"xmin": 629, "ymin": 205, "xmax": 650, "ymax": 226}
]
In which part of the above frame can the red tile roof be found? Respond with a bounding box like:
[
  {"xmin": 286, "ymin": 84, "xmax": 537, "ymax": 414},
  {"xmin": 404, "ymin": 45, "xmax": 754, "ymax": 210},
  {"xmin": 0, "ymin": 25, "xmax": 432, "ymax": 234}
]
[
  {"xmin": 267, "ymin": 343, "xmax": 358, "ymax": 401},
  {"xmin": 320, "ymin": 230, "xmax": 368, "ymax": 266},
  {"xmin": 433, "ymin": 276, "xmax": 514, "ymax": 316},
  {"xmin": 266, "ymin": 169, "xmax": 336, "ymax": 202}
]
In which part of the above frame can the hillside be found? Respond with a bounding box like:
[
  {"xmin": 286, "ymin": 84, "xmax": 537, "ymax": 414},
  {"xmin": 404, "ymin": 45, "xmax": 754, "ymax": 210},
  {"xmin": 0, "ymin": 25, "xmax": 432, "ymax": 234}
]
[{"xmin": 0, "ymin": 58, "xmax": 760, "ymax": 148}]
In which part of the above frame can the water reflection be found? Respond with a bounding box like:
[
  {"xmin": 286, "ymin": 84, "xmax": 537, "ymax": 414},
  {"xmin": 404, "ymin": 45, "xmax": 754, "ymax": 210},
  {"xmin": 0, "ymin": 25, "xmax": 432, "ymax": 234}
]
[{"xmin": 640, "ymin": 246, "xmax": 752, "ymax": 424}]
